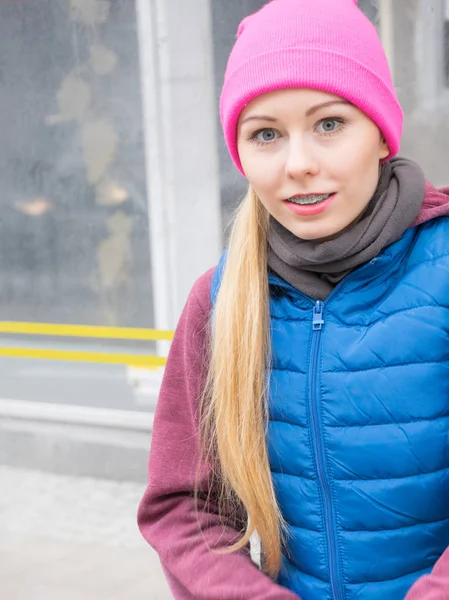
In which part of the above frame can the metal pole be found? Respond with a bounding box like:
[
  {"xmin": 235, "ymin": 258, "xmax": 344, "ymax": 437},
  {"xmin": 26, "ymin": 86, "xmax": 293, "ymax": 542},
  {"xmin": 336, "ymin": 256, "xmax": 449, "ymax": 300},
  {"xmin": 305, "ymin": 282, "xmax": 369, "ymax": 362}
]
[
  {"xmin": 135, "ymin": 0, "xmax": 221, "ymax": 345},
  {"xmin": 135, "ymin": 0, "xmax": 174, "ymax": 357}
]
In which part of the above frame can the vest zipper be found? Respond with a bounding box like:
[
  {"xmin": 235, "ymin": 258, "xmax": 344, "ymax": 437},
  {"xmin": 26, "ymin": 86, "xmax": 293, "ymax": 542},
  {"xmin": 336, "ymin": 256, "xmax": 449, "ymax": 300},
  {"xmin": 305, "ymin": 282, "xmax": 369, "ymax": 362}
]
[{"xmin": 309, "ymin": 301, "xmax": 344, "ymax": 600}]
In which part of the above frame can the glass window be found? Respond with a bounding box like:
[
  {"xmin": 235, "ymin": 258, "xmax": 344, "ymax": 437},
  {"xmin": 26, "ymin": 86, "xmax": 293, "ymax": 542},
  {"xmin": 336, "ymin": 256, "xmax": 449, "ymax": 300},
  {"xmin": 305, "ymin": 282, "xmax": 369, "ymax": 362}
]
[
  {"xmin": 0, "ymin": 0, "xmax": 153, "ymax": 329},
  {"xmin": 0, "ymin": 1, "xmax": 157, "ymax": 414},
  {"xmin": 211, "ymin": 0, "xmax": 266, "ymax": 232},
  {"xmin": 358, "ymin": 0, "xmax": 380, "ymax": 24}
]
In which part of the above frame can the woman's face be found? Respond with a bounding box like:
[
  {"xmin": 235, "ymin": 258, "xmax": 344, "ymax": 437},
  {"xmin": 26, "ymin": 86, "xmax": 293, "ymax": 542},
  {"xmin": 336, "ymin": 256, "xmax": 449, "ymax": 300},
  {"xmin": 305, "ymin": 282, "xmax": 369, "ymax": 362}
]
[{"xmin": 237, "ymin": 88, "xmax": 389, "ymax": 241}]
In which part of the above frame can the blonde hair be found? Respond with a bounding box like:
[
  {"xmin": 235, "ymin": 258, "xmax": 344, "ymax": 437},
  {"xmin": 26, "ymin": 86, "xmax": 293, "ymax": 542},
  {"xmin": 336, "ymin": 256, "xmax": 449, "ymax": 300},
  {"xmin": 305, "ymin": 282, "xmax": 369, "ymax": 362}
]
[{"xmin": 200, "ymin": 186, "xmax": 285, "ymax": 576}]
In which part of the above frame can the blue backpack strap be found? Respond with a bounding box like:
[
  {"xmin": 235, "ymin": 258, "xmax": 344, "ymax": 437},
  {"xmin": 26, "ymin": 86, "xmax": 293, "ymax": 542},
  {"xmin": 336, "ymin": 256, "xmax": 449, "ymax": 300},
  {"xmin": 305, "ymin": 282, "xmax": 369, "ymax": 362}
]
[{"xmin": 210, "ymin": 250, "xmax": 228, "ymax": 308}]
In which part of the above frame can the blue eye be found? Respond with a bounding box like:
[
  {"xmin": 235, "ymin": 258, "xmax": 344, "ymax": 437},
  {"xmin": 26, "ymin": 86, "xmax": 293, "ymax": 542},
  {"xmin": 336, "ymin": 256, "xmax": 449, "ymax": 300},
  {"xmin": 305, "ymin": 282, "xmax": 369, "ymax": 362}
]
[
  {"xmin": 252, "ymin": 128, "xmax": 279, "ymax": 144},
  {"xmin": 316, "ymin": 118, "xmax": 344, "ymax": 134}
]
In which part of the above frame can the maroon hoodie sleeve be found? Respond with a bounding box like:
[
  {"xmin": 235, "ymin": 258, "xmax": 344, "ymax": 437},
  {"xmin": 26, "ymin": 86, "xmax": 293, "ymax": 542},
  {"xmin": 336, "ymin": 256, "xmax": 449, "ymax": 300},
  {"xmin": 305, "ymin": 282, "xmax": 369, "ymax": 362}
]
[
  {"xmin": 137, "ymin": 268, "xmax": 299, "ymax": 600},
  {"xmin": 404, "ymin": 546, "xmax": 449, "ymax": 600}
]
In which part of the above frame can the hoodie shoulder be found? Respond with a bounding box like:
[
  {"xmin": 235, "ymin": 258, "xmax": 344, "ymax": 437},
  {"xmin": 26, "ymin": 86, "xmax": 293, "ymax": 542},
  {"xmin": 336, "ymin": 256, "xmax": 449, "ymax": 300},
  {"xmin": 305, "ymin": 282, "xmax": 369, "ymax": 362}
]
[
  {"xmin": 413, "ymin": 181, "xmax": 449, "ymax": 227},
  {"xmin": 188, "ymin": 266, "xmax": 215, "ymax": 317}
]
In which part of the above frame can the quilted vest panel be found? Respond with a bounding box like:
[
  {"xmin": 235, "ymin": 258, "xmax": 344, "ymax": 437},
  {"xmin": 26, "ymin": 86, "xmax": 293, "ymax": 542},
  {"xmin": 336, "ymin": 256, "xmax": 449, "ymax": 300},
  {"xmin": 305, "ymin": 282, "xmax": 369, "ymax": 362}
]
[{"xmin": 211, "ymin": 218, "xmax": 449, "ymax": 600}]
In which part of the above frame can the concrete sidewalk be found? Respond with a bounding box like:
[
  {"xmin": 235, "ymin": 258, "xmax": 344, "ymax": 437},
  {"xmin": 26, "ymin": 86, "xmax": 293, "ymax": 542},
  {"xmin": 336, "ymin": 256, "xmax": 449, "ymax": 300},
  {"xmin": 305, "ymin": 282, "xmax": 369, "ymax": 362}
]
[{"xmin": 0, "ymin": 466, "xmax": 172, "ymax": 599}]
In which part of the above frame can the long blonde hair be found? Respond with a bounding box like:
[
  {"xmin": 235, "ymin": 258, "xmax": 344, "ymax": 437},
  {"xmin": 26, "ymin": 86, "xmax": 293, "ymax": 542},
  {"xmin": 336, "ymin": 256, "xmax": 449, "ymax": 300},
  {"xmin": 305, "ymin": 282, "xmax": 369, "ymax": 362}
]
[{"xmin": 200, "ymin": 186, "xmax": 285, "ymax": 576}]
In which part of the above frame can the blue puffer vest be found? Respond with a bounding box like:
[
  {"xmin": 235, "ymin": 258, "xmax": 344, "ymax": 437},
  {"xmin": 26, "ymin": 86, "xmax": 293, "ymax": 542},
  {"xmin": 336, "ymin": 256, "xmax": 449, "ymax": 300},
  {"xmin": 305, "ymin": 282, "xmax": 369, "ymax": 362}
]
[{"xmin": 211, "ymin": 217, "xmax": 449, "ymax": 600}]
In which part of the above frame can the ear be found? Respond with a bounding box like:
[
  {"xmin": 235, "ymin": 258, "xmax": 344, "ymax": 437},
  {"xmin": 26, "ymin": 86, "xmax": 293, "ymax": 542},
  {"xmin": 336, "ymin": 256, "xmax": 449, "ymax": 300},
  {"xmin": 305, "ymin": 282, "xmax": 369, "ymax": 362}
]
[{"xmin": 379, "ymin": 136, "xmax": 389, "ymax": 160}]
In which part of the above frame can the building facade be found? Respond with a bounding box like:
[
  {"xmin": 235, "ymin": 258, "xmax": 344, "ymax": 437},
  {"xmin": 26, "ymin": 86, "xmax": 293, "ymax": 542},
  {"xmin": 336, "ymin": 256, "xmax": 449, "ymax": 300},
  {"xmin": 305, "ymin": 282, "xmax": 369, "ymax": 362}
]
[{"xmin": 0, "ymin": 1, "xmax": 448, "ymax": 442}]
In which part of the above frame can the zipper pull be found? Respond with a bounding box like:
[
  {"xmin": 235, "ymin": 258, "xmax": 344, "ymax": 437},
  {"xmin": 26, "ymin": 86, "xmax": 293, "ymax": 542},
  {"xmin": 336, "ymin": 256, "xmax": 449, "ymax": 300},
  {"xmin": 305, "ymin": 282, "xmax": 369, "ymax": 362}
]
[{"xmin": 313, "ymin": 301, "xmax": 324, "ymax": 331}]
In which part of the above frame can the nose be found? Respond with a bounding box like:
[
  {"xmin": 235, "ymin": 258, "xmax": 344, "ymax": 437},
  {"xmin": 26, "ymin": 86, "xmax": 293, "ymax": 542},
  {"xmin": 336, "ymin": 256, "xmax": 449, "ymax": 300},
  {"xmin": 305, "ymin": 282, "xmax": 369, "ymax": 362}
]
[{"xmin": 284, "ymin": 135, "xmax": 320, "ymax": 180}]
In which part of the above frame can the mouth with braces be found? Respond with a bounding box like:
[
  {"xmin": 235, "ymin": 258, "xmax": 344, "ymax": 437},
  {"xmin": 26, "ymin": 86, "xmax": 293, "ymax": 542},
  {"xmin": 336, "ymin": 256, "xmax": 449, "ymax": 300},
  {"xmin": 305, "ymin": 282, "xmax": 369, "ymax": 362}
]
[{"xmin": 287, "ymin": 193, "xmax": 333, "ymax": 205}]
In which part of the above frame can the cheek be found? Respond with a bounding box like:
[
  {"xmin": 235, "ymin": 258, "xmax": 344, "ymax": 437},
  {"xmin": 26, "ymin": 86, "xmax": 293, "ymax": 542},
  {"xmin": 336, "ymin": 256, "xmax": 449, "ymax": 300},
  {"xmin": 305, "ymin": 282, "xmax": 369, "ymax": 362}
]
[
  {"xmin": 337, "ymin": 140, "xmax": 381, "ymax": 188},
  {"xmin": 241, "ymin": 157, "xmax": 280, "ymax": 194}
]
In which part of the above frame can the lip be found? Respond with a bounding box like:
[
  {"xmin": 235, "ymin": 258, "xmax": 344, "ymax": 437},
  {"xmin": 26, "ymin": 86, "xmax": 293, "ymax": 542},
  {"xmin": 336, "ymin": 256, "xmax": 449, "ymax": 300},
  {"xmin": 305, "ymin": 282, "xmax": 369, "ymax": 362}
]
[
  {"xmin": 288, "ymin": 193, "xmax": 332, "ymax": 198},
  {"xmin": 284, "ymin": 193, "xmax": 337, "ymax": 216}
]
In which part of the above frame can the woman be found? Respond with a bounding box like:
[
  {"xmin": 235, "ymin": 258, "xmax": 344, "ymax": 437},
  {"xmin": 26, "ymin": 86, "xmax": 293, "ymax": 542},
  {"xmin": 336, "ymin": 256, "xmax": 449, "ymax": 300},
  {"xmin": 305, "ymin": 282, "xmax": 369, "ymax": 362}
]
[{"xmin": 138, "ymin": 1, "xmax": 449, "ymax": 598}]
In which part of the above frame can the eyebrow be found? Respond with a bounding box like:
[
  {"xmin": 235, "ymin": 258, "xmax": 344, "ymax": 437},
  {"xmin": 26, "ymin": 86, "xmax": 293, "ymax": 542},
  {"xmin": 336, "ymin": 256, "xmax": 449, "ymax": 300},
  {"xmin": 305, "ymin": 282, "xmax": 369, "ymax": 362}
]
[{"xmin": 240, "ymin": 100, "xmax": 351, "ymax": 124}]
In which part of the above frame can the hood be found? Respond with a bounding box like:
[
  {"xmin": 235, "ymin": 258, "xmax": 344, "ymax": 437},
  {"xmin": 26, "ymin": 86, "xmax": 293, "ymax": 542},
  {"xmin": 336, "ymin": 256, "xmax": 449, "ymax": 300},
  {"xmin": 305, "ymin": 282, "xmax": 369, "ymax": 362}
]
[{"xmin": 413, "ymin": 181, "xmax": 449, "ymax": 227}]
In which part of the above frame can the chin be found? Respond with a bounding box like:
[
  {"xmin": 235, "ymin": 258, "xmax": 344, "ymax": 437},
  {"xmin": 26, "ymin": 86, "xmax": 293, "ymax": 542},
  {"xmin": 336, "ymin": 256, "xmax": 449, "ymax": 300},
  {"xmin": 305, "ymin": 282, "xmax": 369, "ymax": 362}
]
[
  {"xmin": 289, "ymin": 225, "xmax": 341, "ymax": 241},
  {"xmin": 287, "ymin": 216, "xmax": 354, "ymax": 241}
]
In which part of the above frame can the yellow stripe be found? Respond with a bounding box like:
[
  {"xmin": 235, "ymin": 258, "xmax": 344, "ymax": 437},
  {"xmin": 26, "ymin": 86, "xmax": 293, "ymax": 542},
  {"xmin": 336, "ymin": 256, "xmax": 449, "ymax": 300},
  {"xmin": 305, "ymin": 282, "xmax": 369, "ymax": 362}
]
[
  {"xmin": 0, "ymin": 347, "xmax": 167, "ymax": 367},
  {"xmin": 0, "ymin": 321, "xmax": 174, "ymax": 341}
]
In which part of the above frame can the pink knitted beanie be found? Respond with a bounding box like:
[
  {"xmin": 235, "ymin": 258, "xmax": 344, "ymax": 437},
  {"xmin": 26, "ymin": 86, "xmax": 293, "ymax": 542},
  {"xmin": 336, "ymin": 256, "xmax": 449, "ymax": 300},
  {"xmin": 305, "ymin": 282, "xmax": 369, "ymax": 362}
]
[{"xmin": 220, "ymin": 0, "xmax": 403, "ymax": 174}]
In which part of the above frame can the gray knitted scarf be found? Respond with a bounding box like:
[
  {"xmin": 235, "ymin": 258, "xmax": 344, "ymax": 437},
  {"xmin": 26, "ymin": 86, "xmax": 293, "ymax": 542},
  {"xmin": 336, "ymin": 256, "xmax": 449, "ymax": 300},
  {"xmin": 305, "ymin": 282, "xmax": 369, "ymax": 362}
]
[{"xmin": 267, "ymin": 157, "xmax": 425, "ymax": 300}]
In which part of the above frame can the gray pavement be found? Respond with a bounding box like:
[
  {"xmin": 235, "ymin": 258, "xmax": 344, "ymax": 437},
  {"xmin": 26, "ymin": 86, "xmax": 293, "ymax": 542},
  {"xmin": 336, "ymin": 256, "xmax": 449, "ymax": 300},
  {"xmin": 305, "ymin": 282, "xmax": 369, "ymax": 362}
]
[{"xmin": 0, "ymin": 466, "xmax": 172, "ymax": 599}]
